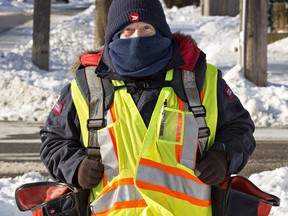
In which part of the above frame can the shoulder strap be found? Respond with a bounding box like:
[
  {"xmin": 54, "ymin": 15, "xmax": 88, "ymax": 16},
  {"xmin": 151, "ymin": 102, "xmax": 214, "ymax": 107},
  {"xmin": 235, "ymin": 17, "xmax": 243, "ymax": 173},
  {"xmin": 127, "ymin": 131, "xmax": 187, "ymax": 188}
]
[
  {"xmin": 85, "ymin": 66, "xmax": 106, "ymax": 158},
  {"xmin": 74, "ymin": 66, "xmax": 110, "ymax": 159},
  {"xmin": 182, "ymin": 70, "xmax": 210, "ymax": 156}
]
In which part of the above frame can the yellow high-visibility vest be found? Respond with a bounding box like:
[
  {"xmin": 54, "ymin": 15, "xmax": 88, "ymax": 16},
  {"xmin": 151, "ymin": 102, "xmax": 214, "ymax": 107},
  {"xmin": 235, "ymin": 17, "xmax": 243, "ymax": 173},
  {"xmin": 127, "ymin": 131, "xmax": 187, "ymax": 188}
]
[{"xmin": 71, "ymin": 64, "xmax": 218, "ymax": 215}]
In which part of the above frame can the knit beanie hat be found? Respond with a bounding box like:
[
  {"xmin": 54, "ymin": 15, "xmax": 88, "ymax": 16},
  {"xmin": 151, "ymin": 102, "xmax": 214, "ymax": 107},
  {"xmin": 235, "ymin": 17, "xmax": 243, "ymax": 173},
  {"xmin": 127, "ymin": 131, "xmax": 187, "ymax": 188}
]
[{"xmin": 105, "ymin": 0, "xmax": 172, "ymax": 44}]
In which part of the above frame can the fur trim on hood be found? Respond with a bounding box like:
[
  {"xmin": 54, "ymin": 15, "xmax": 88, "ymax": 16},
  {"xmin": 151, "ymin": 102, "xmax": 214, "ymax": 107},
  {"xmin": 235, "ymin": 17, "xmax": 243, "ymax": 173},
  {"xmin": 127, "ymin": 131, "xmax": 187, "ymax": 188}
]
[{"xmin": 70, "ymin": 47, "xmax": 103, "ymax": 74}]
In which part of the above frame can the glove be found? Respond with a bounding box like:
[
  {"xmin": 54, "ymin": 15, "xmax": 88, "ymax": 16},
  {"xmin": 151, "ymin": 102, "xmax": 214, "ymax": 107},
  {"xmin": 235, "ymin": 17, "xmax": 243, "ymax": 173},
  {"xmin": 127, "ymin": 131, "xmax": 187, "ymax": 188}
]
[
  {"xmin": 77, "ymin": 157, "xmax": 104, "ymax": 189},
  {"xmin": 196, "ymin": 150, "xmax": 228, "ymax": 185}
]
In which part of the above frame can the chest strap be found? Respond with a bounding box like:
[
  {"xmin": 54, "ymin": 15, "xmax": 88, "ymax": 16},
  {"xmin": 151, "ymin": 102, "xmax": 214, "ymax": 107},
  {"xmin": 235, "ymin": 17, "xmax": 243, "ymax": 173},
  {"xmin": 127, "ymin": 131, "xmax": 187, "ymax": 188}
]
[{"xmin": 113, "ymin": 80, "xmax": 172, "ymax": 94}]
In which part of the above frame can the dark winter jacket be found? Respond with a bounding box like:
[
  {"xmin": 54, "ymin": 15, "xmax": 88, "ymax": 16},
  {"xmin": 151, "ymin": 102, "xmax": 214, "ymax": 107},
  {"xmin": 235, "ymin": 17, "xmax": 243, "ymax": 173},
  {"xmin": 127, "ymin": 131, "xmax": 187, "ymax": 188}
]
[{"xmin": 40, "ymin": 33, "xmax": 256, "ymax": 186}]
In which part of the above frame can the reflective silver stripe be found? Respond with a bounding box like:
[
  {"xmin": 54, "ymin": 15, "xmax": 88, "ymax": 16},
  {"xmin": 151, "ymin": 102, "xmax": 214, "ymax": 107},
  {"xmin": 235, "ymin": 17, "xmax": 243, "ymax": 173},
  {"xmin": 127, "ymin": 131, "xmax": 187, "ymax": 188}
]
[
  {"xmin": 105, "ymin": 108, "xmax": 114, "ymax": 125},
  {"xmin": 98, "ymin": 111, "xmax": 118, "ymax": 182},
  {"xmin": 90, "ymin": 183, "xmax": 144, "ymax": 214},
  {"xmin": 180, "ymin": 113, "xmax": 199, "ymax": 171},
  {"xmin": 137, "ymin": 164, "xmax": 210, "ymax": 201}
]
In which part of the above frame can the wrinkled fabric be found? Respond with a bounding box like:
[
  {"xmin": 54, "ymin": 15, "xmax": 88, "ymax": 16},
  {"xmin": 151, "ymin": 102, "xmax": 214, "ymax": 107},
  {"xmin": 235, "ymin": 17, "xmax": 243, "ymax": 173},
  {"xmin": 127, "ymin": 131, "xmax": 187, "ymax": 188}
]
[{"xmin": 109, "ymin": 34, "xmax": 173, "ymax": 77}]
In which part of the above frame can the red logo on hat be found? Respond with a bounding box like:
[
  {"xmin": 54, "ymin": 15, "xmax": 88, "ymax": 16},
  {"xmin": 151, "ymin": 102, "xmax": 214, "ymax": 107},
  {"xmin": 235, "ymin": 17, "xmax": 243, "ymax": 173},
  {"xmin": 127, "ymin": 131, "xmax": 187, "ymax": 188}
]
[{"xmin": 129, "ymin": 12, "xmax": 140, "ymax": 22}]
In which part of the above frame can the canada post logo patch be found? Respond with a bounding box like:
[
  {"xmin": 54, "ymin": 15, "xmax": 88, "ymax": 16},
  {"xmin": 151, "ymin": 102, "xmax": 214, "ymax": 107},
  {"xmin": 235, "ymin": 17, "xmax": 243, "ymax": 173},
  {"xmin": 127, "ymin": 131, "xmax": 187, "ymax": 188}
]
[
  {"xmin": 129, "ymin": 12, "xmax": 140, "ymax": 22},
  {"xmin": 224, "ymin": 84, "xmax": 234, "ymax": 100},
  {"xmin": 52, "ymin": 100, "xmax": 63, "ymax": 115}
]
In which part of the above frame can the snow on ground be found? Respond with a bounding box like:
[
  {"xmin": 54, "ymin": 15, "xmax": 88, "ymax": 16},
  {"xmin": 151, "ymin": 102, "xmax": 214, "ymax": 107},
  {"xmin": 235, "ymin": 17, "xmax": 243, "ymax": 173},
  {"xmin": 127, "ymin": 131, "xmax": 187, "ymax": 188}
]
[
  {"xmin": 0, "ymin": 1, "xmax": 287, "ymax": 126},
  {"xmin": 0, "ymin": 0, "xmax": 287, "ymax": 215}
]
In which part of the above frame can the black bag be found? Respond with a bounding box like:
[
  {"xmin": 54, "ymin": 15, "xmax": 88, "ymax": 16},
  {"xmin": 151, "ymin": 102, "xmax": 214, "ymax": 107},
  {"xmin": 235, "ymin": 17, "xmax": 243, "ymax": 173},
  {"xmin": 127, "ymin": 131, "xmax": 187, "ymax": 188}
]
[
  {"xmin": 15, "ymin": 182, "xmax": 90, "ymax": 216},
  {"xmin": 212, "ymin": 176, "xmax": 280, "ymax": 216}
]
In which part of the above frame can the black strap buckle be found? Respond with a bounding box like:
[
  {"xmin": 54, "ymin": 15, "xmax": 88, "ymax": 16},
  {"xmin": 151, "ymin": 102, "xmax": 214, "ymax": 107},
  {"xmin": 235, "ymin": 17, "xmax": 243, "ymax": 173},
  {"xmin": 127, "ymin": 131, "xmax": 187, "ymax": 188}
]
[
  {"xmin": 191, "ymin": 105, "xmax": 206, "ymax": 117},
  {"xmin": 125, "ymin": 82, "xmax": 151, "ymax": 93},
  {"xmin": 116, "ymin": 81, "xmax": 171, "ymax": 94},
  {"xmin": 126, "ymin": 84, "xmax": 137, "ymax": 94},
  {"xmin": 87, "ymin": 119, "xmax": 106, "ymax": 130},
  {"xmin": 198, "ymin": 127, "xmax": 210, "ymax": 139},
  {"xmin": 85, "ymin": 147, "xmax": 101, "ymax": 160}
]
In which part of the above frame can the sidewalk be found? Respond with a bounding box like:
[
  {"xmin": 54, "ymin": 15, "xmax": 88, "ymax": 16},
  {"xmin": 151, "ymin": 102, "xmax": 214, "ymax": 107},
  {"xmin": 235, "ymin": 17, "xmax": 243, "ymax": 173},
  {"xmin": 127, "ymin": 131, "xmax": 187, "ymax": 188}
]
[{"xmin": 254, "ymin": 127, "xmax": 288, "ymax": 142}]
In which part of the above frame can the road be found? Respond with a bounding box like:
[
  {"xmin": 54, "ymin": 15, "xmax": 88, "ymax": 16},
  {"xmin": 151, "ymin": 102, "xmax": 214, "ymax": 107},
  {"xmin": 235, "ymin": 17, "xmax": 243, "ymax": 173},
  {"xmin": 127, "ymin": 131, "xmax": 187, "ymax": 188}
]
[
  {"xmin": 0, "ymin": 121, "xmax": 48, "ymax": 178},
  {"xmin": 0, "ymin": 121, "xmax": 288, "ymax": 179}
]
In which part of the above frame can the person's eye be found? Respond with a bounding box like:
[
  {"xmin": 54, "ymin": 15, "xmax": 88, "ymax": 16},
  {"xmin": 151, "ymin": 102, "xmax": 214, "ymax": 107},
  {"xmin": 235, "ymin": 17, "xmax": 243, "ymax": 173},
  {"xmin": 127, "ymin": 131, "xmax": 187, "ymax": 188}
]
[
  {"xmin": 143, "ymin": 25, "xmax": 152, "ymax": 30},
  {"xmin": 120, "ymin": 27, "xmax": 136, "ymax": 38},
  {"xmin": 123, "ymin": 28, "xmax": 134, "ymax": 34}
]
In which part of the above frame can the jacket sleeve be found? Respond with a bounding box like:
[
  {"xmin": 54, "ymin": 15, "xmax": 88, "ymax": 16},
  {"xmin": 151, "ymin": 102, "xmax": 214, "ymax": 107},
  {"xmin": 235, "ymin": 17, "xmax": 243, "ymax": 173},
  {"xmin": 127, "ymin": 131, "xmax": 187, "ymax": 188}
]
[
  {"xmin": 40, "ymin": 84, "xmax": 85, "ymax": 185},
  {"xmin": 211, "ymin": 70, "xmax": 256, "ymax": 175}
]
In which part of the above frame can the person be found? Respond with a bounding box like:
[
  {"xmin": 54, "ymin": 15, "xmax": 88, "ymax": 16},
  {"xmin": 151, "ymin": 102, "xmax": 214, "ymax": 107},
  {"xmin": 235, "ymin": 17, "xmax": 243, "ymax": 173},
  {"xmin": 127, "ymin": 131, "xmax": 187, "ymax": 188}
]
[{"xmin": 40, "ymin": 0, "xmax": 256, "ymax": 215}]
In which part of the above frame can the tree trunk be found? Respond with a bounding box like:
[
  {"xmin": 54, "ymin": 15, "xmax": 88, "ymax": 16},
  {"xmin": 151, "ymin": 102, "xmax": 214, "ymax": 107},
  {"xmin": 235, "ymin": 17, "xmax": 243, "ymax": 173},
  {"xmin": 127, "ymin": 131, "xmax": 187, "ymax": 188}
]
[
  {"xmin": 239, "ymin": 0, "xmax": 245, "ymax": 67},
  {"xmin": 201, "ymin": 0, "xmax": 239, "ymax": 16},
  {"xmin": 95, "ymin": 0, "xmax": 112, "ymax": 48},
  {"xmin": 32, "ymin": 0, "xmax": 51, "ymax": 71},
  {"xmin": 245, "ymin": 0, "xmax": 268, "ymax": 86}
]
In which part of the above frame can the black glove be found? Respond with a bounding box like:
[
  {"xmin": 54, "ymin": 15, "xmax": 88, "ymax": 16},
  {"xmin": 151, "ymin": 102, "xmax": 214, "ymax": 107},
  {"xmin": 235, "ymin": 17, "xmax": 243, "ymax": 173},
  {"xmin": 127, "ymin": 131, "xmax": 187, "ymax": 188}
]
[
  {"xmin": 77, "ymin": 157, "xmax": 104, "ymax": 189},
  {"xmin": 196, "ymin": 150, "xmax": 228, "ymax": 185}
]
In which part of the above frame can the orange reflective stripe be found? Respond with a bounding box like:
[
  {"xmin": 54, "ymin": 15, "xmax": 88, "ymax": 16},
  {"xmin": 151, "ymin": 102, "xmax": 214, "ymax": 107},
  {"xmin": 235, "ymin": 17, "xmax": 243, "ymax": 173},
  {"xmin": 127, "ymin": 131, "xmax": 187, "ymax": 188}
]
[
  {"xmin": 176, "ymin": 112, "xmax": 182, "ymax": 142},
  {"xmin": 110, "ymin": 101, "xmax": 116, "ymax": 122},
  {"xmin": 139, "ymin": 158, "xmax": 205, "ymax": 185},
  {"xmin": 177, "ymin": 96, "xmax": 185, "ymax": 111},
  {"xmin": 102, "ymin": 172, "xmax": 107, "ymax": 187},
  {"xmin": 200, "ymin": 89, "xmax": 204, "ymax": 102},
  {"xmin": 108, "ymin": 103, "xmax": 118, "ymax": 161},
  {"xmin": 98, "ymin": 178, "xmax": 134, "ymax": 197},
  {"xmin": 91, "ymin": 200, "xmax": 147, "ymax": 216},
  {"xmin": 136, "ymin": 180, "xmax": 211, "ymax": 207},
  {"xmin": 175, "ymin": 144, "xmax": 182, "ymax": 163}
]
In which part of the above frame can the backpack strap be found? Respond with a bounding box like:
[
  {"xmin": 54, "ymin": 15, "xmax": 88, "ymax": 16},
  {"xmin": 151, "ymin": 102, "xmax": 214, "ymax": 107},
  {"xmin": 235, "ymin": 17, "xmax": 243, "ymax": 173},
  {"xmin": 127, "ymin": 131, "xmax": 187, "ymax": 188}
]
[
  {"xmin": 84, "ymin": 66, "xmax": 106, "ymax": 159},
  {"xmin": 182, "ymin": 70, "xmax": 210, "ymax": 156},
  {"xmin": 74, "ymin": 66, "xmax": 110, "ymax": 159}
]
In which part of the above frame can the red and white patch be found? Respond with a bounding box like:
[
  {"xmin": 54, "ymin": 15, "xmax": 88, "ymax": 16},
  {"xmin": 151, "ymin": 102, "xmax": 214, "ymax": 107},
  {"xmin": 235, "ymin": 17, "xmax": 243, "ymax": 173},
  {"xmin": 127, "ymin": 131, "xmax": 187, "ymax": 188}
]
[
  {"xmin": 52, "ymin": 100, "xmax": 63, "ymax": 115},
  {"xmin": 224, "ymin": 84, "xmax": 234, "ymax": 100},
  {"xmin": 129, "ymin": 12, "xmax": 140, "ymax": 22},
  {"xmin": 49, "ymin": 207, "xmax": 56, "ymax": 214}
]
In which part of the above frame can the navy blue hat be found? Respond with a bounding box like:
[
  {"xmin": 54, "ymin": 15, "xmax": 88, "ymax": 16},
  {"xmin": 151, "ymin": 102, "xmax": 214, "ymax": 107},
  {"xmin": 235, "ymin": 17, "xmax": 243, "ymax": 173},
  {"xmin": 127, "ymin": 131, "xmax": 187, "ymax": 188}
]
[{"xmin": 105, "ymin": 0, "xmax": 173, "ymax": 44}]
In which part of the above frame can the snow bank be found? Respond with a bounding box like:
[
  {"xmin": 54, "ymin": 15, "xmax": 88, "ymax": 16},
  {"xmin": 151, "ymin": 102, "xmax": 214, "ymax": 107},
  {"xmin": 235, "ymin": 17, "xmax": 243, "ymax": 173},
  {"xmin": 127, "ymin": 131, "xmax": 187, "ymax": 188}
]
[{"xmin": 0, "ymin": 2, "xmax": 287, "ymax": 127}]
